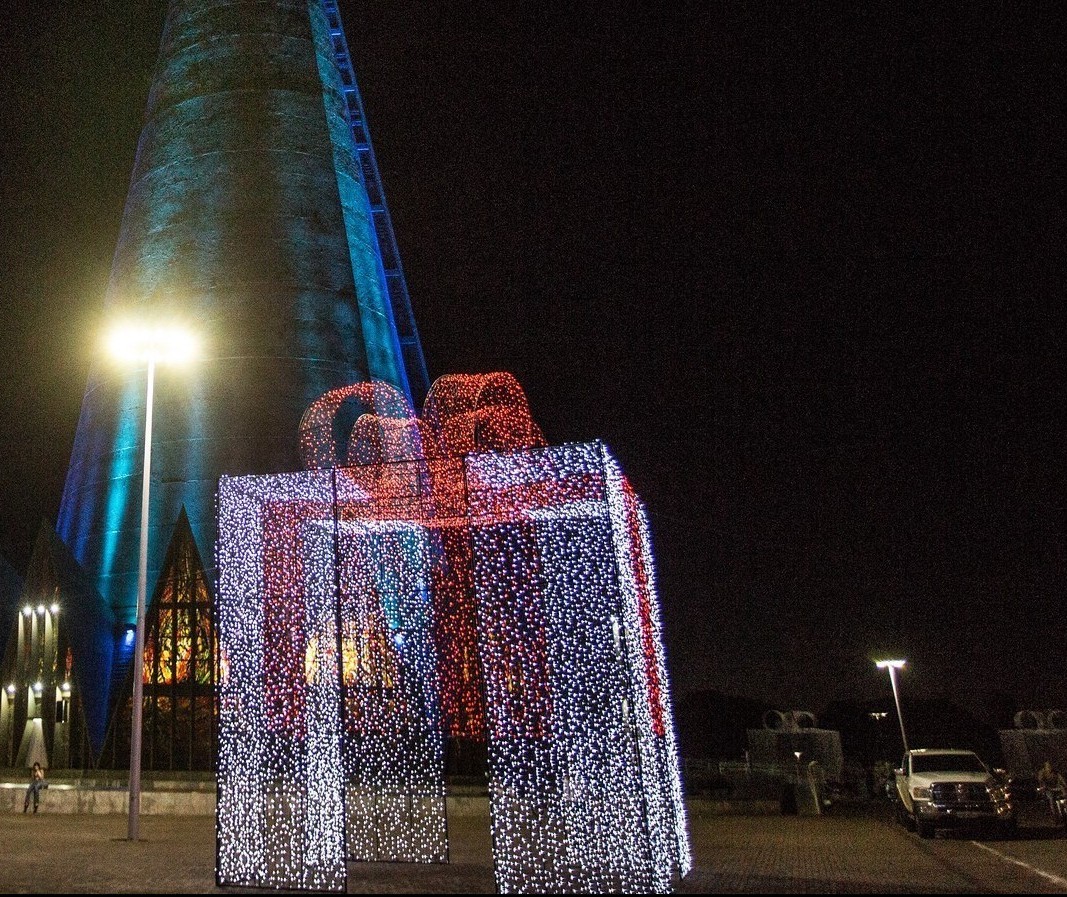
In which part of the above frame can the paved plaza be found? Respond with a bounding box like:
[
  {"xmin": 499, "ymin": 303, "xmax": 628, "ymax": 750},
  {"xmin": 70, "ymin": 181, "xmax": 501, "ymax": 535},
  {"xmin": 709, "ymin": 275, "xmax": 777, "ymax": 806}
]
[{"xmin": 1, "ymin": 801, "xmax": 1066, "ymax": 893}]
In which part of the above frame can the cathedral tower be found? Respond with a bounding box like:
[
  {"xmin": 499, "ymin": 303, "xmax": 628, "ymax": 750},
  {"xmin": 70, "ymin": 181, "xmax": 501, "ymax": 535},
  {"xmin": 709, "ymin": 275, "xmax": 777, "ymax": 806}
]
[{"xmin": 58, "ymin": 0, "xmax": 426, "ymax": 632}]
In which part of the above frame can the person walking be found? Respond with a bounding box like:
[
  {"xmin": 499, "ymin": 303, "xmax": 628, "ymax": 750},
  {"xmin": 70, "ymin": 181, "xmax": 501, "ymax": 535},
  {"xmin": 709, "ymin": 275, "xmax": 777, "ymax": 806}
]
[
  {"xmin": 23, "ymin": 762, "xmax": 47, "ymax": 814},
  {"xmin": 1037, "ymin": 760, "xmax": 1066, "ymax": 824}
]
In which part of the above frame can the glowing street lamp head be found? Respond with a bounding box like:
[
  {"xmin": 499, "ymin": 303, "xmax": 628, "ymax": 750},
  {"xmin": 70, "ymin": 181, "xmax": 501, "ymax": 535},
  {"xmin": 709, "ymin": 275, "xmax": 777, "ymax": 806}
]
[
  {"xmin": 876, "ymin": 657, "xmax": 910, "ymax": 752},
  {"xmin": 107, "ymin": 322, "xmax": 199, "ymax": 366}
]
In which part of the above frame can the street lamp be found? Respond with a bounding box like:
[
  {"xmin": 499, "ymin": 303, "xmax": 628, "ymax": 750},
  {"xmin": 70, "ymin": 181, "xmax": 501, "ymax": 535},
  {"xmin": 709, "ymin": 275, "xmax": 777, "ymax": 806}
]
[
  {"xmin": 108, "ymin": 322, "xmax": 198, "ymax": 842},
  {"xmin": 875, "ymin": 659, "xmax": 909, "ymax": 754}
]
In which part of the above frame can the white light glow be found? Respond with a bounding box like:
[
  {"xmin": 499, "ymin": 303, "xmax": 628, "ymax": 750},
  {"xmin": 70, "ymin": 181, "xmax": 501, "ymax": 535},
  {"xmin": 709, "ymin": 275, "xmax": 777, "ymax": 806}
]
[{"xmin": 107, "ymin": 323, "xmax": 199, "ymax": 365}]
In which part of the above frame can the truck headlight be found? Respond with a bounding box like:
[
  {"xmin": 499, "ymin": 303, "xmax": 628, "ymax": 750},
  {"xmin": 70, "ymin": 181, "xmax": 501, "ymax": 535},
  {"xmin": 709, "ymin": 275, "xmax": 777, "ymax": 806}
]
[{"xmin": 911, "ymin": 786, "xmax": 931, "ymax": 800}]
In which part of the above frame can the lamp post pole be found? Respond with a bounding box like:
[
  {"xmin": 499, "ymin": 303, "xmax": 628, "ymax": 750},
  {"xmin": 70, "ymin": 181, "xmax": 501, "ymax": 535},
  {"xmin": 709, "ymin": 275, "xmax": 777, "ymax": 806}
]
[
  {"xmin": 108, "ymin": 323, "xmax": 197, "ymax": 842},
  {"xmin": 887, "ymin": 664, "xmax": 908, "ymax": 753},
  {"xmin": 127, "ymin": 357, "xmax": 155, "ymax": 842},
  {"xmin": 876, "ymin": 659, "xmax": 909, "ymax": 754}
]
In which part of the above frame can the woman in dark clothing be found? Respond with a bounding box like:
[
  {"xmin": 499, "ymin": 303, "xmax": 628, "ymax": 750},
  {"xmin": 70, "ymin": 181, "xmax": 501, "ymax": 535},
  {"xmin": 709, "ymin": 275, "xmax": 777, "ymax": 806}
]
[{"xmin": 23, "ymin": 762, "xmax": 47, "ymax": 813}]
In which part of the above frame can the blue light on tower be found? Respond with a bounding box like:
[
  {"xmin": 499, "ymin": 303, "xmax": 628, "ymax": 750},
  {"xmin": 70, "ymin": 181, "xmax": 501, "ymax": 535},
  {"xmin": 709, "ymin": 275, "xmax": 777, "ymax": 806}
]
[{"xmin": 55, "ymin": 1, "xmax": 431, "ymax": 764}]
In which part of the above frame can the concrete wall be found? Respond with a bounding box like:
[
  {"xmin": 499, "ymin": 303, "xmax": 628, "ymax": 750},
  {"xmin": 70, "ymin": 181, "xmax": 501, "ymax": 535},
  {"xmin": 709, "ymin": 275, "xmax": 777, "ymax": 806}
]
[
  {"xmin": 0, "ymin": 781, "xmax": 215, "ymax": 815},
  {"xmin": 1, "ymin": 777, "xmax": 750, "ymax": 818},
  {"xmin": 998, "ymin": 729, "xmax": 1067, "ymax": 776}
]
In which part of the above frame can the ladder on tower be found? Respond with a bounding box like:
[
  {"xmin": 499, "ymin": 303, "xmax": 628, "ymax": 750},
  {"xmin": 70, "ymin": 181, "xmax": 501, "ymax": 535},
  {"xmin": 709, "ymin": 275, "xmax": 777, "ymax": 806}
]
[{"xmin": 320, "ymin": 0, "xmax": 431, "ymax": 408}]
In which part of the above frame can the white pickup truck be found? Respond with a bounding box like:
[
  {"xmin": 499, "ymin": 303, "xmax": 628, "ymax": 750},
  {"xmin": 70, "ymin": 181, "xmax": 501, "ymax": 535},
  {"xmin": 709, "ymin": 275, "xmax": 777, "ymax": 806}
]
[{"xmin": 893, "ymin": 748, "xmax": 1016, "ymax": 839}]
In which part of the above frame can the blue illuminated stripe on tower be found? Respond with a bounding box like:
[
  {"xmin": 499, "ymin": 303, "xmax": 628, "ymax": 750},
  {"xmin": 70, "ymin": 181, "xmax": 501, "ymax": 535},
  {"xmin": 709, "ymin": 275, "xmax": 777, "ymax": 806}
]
[
  {"xmin": 98, "ymin": 378, "xmax": 143, "ymax": 586},
  {"xmin": 321, "ymin": 0, "xmax": 431, "ymax": 408},
  {"xmin": 310, "ymin": 5, "xmax": 408, "ymax": 398}
]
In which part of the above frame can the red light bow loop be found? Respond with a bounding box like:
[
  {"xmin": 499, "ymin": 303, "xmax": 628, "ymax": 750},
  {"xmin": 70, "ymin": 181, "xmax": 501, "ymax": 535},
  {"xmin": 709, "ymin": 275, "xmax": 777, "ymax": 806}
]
[
  {"xmin": 422, "ymin": 372, "xmax": 545, "ymax": 458},
  {"xmin": 298, "ymin": 381, "xmax": 417, "ymax": 469}
]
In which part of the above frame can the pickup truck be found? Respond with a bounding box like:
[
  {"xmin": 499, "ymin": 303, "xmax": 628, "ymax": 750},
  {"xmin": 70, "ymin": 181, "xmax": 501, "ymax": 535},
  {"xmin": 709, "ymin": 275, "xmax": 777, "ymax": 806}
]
[{"xmin": 893, "ymin": 748, "xmax": 1016, "ymax": 839}]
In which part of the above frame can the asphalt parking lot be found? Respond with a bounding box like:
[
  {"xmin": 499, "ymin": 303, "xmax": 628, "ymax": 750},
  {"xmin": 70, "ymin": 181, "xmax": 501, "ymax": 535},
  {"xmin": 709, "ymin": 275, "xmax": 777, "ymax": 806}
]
[{"xmin": 1, "ymin": 800, "xmax": 1066, "ymax": 893}]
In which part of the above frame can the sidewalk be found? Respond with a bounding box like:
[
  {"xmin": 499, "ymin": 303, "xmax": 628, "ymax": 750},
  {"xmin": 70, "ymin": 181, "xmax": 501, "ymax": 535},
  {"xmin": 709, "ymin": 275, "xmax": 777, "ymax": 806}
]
[{"xmin": 0, "ymin": 801, "xmax": 974, "ymax": 894}]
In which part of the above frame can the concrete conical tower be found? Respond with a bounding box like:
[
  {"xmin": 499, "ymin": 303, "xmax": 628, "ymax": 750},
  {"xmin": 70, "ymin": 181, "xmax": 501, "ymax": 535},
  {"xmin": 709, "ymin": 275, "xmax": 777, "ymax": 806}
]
[{"xmin": 58, "ymin": 0, "xmax": 427, "ymax": 627}]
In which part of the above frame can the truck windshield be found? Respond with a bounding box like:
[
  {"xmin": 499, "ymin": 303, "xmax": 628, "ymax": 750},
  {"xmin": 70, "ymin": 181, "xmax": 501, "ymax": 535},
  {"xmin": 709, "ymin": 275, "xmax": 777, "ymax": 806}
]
[{"xmin": 911, "ymin": 754, "xmax": 986, "ymax": 774}]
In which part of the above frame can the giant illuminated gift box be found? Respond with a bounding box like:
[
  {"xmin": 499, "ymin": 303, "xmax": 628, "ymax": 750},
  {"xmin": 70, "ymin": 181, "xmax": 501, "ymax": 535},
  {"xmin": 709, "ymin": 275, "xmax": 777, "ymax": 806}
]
[{"xmin": 215, "ymin": 374, "xmax": 691, "ymax": 894}]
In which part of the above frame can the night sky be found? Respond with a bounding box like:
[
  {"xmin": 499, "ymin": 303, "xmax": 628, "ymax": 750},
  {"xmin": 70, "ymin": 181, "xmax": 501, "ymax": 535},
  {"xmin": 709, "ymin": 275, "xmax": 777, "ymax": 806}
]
[{"xmin": 0, "ymin": 2, "xmax": 1062, "ymax": 724}]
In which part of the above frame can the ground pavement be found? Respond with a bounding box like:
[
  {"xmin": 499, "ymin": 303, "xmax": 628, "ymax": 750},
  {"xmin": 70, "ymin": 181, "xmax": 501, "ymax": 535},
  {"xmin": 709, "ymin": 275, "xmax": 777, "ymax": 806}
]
[{"xmin": 1, "ymin": 801, "xmax": 1065, "ymax": 893}]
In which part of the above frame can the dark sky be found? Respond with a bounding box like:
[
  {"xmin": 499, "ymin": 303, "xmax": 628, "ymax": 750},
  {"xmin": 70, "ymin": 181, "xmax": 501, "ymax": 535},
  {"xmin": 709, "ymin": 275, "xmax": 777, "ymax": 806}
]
[{"xmin": 0, "ymin": 2, "xmax": 1063, "ymax": 723}]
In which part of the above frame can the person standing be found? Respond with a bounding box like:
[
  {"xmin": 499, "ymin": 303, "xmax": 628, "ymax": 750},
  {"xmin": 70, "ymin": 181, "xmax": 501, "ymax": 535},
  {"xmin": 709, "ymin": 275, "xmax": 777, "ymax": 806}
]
[
  {"xmin": 1037, "ymin": 760, "xmax": 1066, "ymax": 823},
  {"xmin": 23, "ymin": 762, "xmax": 47, "ymax": 814}
]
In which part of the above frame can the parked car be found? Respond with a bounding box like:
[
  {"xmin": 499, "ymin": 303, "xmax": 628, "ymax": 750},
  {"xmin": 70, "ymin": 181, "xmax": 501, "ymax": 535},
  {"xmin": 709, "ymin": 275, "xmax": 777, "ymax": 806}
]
[{"xmin": 892, "ymin": 748, "xmax": 1016, "ymax": 839}]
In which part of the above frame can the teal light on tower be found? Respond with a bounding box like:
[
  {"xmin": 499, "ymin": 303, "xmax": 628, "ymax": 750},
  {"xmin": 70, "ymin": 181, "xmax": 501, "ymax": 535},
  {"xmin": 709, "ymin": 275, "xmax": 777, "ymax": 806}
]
[{"xmin": 56, "ymin": 0, "xmax": 428, "ymax": 751}]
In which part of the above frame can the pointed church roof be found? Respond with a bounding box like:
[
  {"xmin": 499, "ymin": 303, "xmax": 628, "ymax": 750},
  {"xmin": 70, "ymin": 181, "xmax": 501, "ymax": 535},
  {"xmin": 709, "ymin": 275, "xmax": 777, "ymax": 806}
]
[
  {"xmin": 0, "ymin": 550, "xmax": 24, "ymax": 644},
  {"xmin": 105, "ymin": 506, "xmax": 211, "ymax": 722},
  {"xmin": 99, "ymin": 505, "xmax": 214, "ymax": 770},
  {"xmin": 158, "ymin": 505, "xmax": 210, "ymax": 591},
  {"xmin": 0, "ymin": 553, "xmax": 25, "ymax": 694},
  {"xmin": 24, "ymin": 519, "xmax": 115, "ymax": 756}
]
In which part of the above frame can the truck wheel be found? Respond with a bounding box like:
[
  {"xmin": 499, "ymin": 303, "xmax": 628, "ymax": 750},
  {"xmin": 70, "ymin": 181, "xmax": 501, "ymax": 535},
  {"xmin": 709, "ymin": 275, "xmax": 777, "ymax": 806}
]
[
  {"xmin": 896, "ymin": 804, "xmax": 916, "ymax": 831},
  {"xmin": 917, "ymin": 820, "xmax": 934, "ymax": 839}
]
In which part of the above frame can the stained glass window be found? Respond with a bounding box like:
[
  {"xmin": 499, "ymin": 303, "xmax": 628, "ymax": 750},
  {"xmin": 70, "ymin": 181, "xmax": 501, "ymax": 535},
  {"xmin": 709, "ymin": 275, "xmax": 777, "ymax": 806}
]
[{"xmin": 101, "ymin": 508, "xmax": 218, "ymax": 771}]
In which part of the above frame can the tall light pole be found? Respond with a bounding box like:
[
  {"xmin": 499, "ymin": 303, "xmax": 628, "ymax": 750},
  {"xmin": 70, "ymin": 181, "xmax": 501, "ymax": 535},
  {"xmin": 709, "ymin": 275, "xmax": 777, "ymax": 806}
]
[
  {"xmin": 107, "ymin": 323, "xmax": 198, "ymax": 842},
  {"xmin": 875, "ymin": 659, "xmax": 909, "ymax": 754}
]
